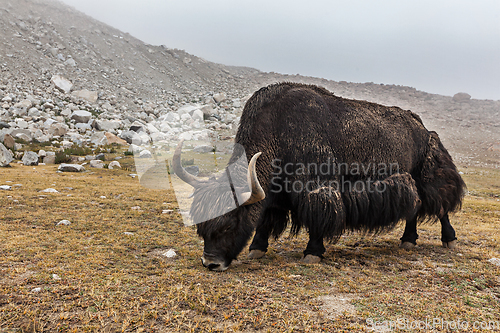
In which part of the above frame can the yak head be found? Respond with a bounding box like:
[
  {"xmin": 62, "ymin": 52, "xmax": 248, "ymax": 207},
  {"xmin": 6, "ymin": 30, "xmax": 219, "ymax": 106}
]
[{"xmin": 172, "ymin": 141, "xmax": 265, "ymax": 271}]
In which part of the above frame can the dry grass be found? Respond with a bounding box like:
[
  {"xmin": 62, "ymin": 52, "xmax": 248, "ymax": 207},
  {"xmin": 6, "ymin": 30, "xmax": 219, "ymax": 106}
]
[{"xmin": 0, "ymin": 163, "xmax": 499, "ymax": 332}]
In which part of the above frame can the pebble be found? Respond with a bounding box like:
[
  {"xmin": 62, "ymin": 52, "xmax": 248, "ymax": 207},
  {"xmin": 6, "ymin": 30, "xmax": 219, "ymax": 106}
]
[
  {"xmin": 57, "ymin": 220, "xmax": 71, "ymax": 226},
  {"xmin": 488, "ymin": 258, "xmax": 500, "ymax": 267},
  {"xmin": 40, "ymin": 188, "xmax": 59, "ymax": 193}
]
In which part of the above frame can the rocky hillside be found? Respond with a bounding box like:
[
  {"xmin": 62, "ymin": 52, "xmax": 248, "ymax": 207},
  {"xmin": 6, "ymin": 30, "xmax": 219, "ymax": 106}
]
[{"xmin": 0, "ymin": 0, "xmax": 499, "ymax": 167}]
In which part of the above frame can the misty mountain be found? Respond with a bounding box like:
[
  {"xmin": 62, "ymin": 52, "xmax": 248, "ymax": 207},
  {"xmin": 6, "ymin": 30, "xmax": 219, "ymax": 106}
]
[{"xmin": 0, "ymin": 0, "xmax": 498, "ymax": 166}]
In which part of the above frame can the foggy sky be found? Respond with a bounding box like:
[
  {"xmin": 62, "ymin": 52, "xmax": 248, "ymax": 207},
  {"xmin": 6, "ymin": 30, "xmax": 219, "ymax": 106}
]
[{"xmin": 59, "ymin": 0, "xmax": 500, "ymax": 100}]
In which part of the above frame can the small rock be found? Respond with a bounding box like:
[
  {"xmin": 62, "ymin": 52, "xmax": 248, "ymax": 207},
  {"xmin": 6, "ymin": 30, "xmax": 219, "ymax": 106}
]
[
  {"xmin": 51, "ymin": 75, "xmax": 73, "ymax": 93},
  {"xmin": 14, "ymin": 99, "xmax": 32, "ymax": 109},
  {"xmin": 123, "ymin": 231, "xmax": 134, "ymax": 235},
  {"xmin": 64, "ymin": 58, "xmax": 76, "ymax": 66},
  {"xmin": 72, "ymin": 89, "xmax": 98, "ymax": 103},
  {"xmin": 163, "ymin": 249, "xmax": 176, "ymax": 258},
  {"xmin": 57, "ymin": 220, "xmax": 71, "ymax": 226},
  {"xmin": 488, "ymin": 258, "xmax": 500, "ymax": 267},
  {"xmin": 40, "ymin": 188, "xmax": 59, "ymax": 193}
]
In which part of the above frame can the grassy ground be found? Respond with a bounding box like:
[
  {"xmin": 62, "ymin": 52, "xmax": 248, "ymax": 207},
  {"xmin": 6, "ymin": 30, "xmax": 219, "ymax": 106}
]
[{"xmin": 0, "ymin": 162, "xmax": 499, "ymax": 332}]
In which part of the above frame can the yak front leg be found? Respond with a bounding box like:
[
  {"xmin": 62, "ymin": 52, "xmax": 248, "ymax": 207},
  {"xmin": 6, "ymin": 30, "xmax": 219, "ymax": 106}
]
[{"xmin": 248, "ymin": 207, "xmax": 289, "ymax": 259}]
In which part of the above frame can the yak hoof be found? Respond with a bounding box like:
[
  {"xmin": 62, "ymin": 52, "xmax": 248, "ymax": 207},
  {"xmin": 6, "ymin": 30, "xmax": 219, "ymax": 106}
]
[
  {"xmin": 248, "ymin": 249, "xmax": 266, "ymax": 259},
  {"xmin": 301, "ymin": 254, "xmax": 322, "ymax": 264},
  {"xmin": 442, "ymin": 240, "xmax": 457, "ymax": 250},
  {"xmin": 400, "ymin": 241, "xmax": 416, "ymax": 250}
]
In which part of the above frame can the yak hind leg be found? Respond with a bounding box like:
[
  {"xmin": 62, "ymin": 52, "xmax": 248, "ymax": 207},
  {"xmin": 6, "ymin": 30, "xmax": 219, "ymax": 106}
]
[
  {"xmin": 440, "ymin": 213, "xmax": 457, "ymax": 249},
  {"xmin": 400, "ymin": 216, "xmax": 418, "ymax": 249}
]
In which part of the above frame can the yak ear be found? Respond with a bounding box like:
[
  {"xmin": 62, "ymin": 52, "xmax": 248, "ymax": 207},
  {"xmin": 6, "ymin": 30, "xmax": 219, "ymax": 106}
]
[{"xmin": 240, "ymin": 152, "xmax": 265, "ymax": 206}]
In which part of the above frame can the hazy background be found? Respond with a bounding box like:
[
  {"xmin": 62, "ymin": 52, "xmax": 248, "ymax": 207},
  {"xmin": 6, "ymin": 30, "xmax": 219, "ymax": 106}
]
[{"xmin": 58, "ymin": 0, "xmax": 500, "ymax": 100}]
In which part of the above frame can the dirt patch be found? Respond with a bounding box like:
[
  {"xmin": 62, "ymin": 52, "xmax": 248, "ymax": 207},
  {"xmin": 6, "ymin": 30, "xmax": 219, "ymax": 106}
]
[{"xmin": 317, "ymin": 293, "xmax": 358, "ymax": 318}]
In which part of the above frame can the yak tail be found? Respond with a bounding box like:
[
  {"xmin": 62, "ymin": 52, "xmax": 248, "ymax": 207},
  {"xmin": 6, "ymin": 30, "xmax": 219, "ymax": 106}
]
[
  {"xmin": 293, "ymin": 173, "xmax": 421, "ymax": 242},
  {"xmin": 417, "ymin": 132, "xmax": 466, "ymax": 221}
]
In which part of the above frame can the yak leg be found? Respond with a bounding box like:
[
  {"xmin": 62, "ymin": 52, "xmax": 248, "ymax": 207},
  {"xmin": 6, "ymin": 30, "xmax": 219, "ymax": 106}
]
[
  {"xmin": 302, "ymin": 231, "xmax": 325, "ymax": 264},
  {"xmin": 400, "ymin": 216, "xmax": 418, "ymax": 249},
  {"xmin": 248, "ymin": 221, "xmax": 271, "ymax": 259},
  {"xmin": 440, "ymin": 213, "xmax": 457, "ymax": 249},
  {"xmin": 248, "ymin": 207, "xmax": 288, "ymax": 259}
]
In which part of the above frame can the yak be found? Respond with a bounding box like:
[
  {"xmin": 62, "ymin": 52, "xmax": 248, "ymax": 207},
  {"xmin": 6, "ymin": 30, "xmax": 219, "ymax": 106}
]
[{"xmin": 173, "ymin": 82, "xmax": 465, "ymax": 271}]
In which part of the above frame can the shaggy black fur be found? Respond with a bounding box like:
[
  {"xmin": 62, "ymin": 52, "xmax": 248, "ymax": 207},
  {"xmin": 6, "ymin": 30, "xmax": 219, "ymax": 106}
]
[{"xmin": 191, "ymin": 82, "xmax": 465, "ymax": 267}]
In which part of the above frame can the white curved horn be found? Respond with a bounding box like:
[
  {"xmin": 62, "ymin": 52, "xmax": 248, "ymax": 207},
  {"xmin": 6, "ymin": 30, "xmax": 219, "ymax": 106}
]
[
  {"xmin": 172, "ymin": 139, "xmax": 204, "ymax": 187},
  {"xmin": 240, "ymin": 152, "xmax": 266, "ymax": 205}
]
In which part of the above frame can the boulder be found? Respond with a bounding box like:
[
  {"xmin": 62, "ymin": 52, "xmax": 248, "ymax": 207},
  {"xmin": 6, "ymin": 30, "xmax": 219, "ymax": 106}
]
[
  {"xmin": 95, "ymin": 120, "xmax": 121, "ymax": 132},
  {"xmin": 177, "ymin": 105, "xmax": 199, "ymax": 116},
  {"xmin": 61, "ymin": 140, "xmax": 73, "ymax": 149},
  {"xmin": 0, "ymin": 143, "xmax": 14, "ymax": 167},
  {"xmin": 72, "ymin": 89, "xmax": 98, "ymax": 103},
  {"xmin": 192, "ymin": 109, "xmax": 204, "ymax": 122},
  {"xmin": 51, "ymin": 75, "xmax": 73, "ymax": 93},
  {"xmin": 193, "ymin": 145, "xmax": 214, "ymax": 153},
  {"xmin": 89, "ymin": 131, "xmax": 106, "ymax": 146},
  {"xmin": 14, "ymin": 132, "xmax": 32, "ymax": 142},
  {"xmin": 48, "ymin": 123, "xmax": 69, "ymax": 136},
  {"xmin": 3, "ymin": 134, "xmax": 15, "ymax": 150},
  {"xmin": 58, "ymin": 163, "xmax": 85, "ymax": 172},
  {"xmin": 104, "ymin": 132, "xmax": 128, "ymax": 145},
  {"xmin": 108, "ymin": 161, "xmax": 121, "ymax": 169},
  {"xmin": 71, "ymin": 110, "xmax": 92, "ymax": 123},
  {"xmin": 119, "ymin": 130, "xmax": 142, "ymax": 144},
  {"xmin": 139, "ymin": 150, "xmax": 152, "ymax": 158},
  {"xmin": 452, "ymin": 92, "xmax": 471, "ymax": 102},
  {"xmin": 90, "ymin": 160, "xmax": 104, "ymax": 168},
  {"xmin": 22, "ymin": 151, "xmax": 39, "ymax": 166},
  {"xmin": 43, "ymin": 154, "xmax": 56, "ymax": 164},
  {"xmin": 14, "ymin": 99, "xmax": 32, "ymax": 109},
  {"xmin": 164, "ymin": 112, "xmax": 180, "ymax": 123},
  {"xmin": 213, "ymin": 92, "xmax": 227, "ymax": 103},
  {"xmin": 160, "ymin": 122, "xmax": 172, "ymax": 133}
]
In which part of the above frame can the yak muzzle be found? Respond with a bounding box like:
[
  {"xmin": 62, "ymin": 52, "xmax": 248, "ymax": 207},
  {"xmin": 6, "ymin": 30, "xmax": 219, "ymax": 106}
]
[{"xmin": 201, "ymin": 253, "xmax": 229, "ymax": 272}]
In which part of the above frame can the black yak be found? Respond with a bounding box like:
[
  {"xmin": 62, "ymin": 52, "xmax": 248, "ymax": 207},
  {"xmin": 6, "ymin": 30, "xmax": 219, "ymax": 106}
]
[{"xmin": 173, "ymin": 82, "xmax": 465, "ymax": 271}]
